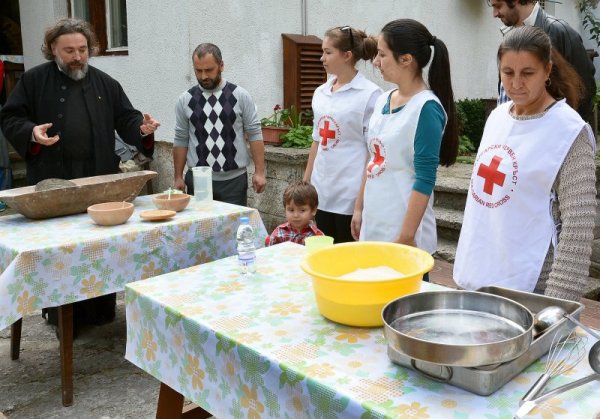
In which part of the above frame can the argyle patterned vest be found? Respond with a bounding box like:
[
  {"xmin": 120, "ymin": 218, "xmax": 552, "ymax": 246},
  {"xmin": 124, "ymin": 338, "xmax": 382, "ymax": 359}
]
[{"xmin": 187, "ymin": 82, "xmax": 239, "ymax": 172}]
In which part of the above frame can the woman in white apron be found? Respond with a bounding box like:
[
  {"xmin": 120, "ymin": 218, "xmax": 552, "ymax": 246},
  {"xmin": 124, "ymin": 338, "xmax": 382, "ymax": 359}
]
[
  {"xmin": 303, "ymin": 26, "xmax": 382, "ymax": 243},
  {"xmin": 454, "ymin": 26, "xmax": 596, "ymax": 302},
  {"xmin": 352, "ymin": 19, "xmax": 458, "ymax": 279}
]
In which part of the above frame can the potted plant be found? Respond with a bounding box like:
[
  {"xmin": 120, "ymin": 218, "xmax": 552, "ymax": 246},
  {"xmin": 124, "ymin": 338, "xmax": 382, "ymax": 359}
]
[
  {"xmin": 261, "ymin": 104, "xmax": 292, "ymax": 146},
  {"xmin": 261, "ymin": 104, "xmax": 314, "ymax": 147}
]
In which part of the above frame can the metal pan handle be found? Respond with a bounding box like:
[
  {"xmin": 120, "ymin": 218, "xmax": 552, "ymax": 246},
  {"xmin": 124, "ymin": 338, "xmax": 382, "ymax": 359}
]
[{"xmin": 410, "ymin": 359, "xmax": 453, "ymax": 382}]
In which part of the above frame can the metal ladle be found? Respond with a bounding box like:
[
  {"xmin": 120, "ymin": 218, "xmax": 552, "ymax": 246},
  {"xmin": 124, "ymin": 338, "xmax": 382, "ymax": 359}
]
[
  {"xmin": 533, "ymin": 306, "xmax": 566, "ymax": 337},
  {"xmin": 533, "ymin": 305, "xmax": 600, "ymax": 340},
  {"xmin": 515, "ymin": 340, "xmax": 600, "ymax": 417}
]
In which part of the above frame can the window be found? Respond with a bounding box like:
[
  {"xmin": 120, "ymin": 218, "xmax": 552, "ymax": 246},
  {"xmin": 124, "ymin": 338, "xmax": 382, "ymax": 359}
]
[
  {"xmin": 282, "ymin": 34, "xmax": 326, "ymax": 124},
  {"xmin": 68, "ymin": 0, "xmax": 128, "ymax": 55}
]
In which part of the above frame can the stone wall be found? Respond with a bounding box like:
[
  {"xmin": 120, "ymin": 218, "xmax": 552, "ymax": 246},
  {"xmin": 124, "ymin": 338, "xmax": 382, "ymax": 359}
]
[{"xmin": 247, "ymin": 146, "xmax": 309, "ymax": 233}]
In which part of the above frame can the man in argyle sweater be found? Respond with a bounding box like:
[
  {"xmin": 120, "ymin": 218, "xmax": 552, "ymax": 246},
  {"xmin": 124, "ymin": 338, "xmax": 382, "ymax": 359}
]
[{"xmin": 173, "ymin": 43, "xmax": 266, "ymax": 206}]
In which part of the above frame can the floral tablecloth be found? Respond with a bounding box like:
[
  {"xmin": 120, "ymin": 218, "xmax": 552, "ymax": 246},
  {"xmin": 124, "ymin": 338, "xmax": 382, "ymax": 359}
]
[
  {"xmin": 0, "ymin": 196, "xmax": 266, "ymax": 330},
  {"xmin": 125, "ymin": 242, "xmax": 600, "ymax": 418}
]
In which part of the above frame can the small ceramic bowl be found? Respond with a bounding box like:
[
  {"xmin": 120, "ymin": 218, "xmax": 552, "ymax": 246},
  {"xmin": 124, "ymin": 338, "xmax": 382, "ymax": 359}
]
[
  {"xmin": 152, "ymin": 193, "xmax": 191, "ymax": 212},
  {"xmin": 87, "ymin": 202, "xmax": 134, "ymax": 226}
]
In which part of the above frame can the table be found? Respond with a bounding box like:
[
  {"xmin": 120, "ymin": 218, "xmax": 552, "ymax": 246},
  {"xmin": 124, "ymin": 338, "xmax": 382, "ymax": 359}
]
[
  {"xmin": 0, "ymin": 195, "xmax": 266, "ymax": 406},
  {"xmin": 125, "ymin": 242, "xmax": 600, "ymax": 418}
]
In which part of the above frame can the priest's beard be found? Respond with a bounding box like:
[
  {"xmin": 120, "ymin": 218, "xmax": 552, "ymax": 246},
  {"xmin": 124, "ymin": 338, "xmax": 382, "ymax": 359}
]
[{"xmin": 55, "ymin": 55, "xmax": 88, "ymax": 81}]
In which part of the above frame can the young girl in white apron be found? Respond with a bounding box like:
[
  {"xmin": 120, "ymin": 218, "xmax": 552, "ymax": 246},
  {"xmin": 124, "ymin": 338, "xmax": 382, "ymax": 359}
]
[
  {"xmin": 454, "ymin": 26, "xmax": 596, "ymax": 302},
  {"xmin": 353, "ymin": 19, "xmax": 459, "ymax": 281},
  {"xmin": 304, "ymin": 26, "xmax": 382, "ymax": 243}
]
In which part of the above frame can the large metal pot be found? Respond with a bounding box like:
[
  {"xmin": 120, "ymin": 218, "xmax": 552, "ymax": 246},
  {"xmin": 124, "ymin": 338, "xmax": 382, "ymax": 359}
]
[{"xmin": 382, "ymin": 290, "xmax": 534, "ymax": 367}]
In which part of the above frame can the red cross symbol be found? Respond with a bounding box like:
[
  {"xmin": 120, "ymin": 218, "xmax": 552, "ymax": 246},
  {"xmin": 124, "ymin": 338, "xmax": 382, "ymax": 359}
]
[
  {"xmin": 319, "ymin": 120, "xmax": 336, "ymax": 146},
  {"xmin": 477, "ymin": 155, "xmax": 506, "ymax": 195},
  {"xmin": 367, "ymin": 144, "xmax": 384, "ymax": 172}
]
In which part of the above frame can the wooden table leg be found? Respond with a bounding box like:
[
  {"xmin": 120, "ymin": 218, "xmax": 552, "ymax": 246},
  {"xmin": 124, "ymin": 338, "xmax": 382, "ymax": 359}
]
[
  {"xmin": 156, "ymin": 383, "xmax": 212, "ymax": 419},
  {"xmin": 10, "ymin": 318, "xmax": 22, "ymax": 360},
  {"xmin": 156, "ymin": 383, "xmax": 184, "ymax": 419},
  {"xmin": 58, "ymin": 304, "xmax": 74, "ymax": 407}
]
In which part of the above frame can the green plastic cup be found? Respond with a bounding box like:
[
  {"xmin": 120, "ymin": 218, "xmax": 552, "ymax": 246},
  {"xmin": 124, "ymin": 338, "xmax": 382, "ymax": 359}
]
[{"xmin": 305, "ymin": 235, "xmax": 334, "ymax": 253}]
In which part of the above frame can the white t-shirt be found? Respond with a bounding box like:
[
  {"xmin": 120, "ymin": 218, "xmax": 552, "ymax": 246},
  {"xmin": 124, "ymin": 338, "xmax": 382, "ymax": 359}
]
[{"xmin": 310, "ymin": 72, "xmax": 382, "ymax": 214}]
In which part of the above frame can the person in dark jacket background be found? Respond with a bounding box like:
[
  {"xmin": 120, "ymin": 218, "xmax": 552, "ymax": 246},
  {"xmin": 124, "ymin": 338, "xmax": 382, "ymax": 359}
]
[
  {"xmin": 0, "ymin": 17, "xmax": 160, "ymax": 184},
  {"xmin": 0, "ymin": 17, "xmax": 160, "ymax": 334},
  {"xmin": 488, "ymin": 0, "xmax": 596, "ymax": 121}
]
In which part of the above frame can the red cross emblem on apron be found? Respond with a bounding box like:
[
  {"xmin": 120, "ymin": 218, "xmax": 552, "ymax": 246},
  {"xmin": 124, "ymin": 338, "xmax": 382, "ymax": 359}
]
[
  {"xmin": 477, "ymin": 155, "xmax": 506, "ymax": 195},
  {"xmin": 367, "ymin": 144, "xmax": 384, "ymax": 173},
  {"xmin": 319, "ymin": 120, "xmax": 336, "ymax": 146}
]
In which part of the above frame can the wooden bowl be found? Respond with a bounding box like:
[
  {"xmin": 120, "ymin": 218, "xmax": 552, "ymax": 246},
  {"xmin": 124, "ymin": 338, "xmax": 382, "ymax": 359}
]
[
  {"xmin": 0, "ymin": 171, "xmax": 157, "ymax": 220},
  {"xmin": 152, "ymin": 194, "xmax": 191, "ymax": 212},
  {"xmin": 87, "ymin": 202, "xmax": 134, "ymax": 226}
]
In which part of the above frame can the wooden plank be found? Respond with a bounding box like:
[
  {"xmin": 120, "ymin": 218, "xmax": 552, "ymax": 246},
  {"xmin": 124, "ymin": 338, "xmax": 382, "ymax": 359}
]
[
  {"xmin": 581, "ymin": 297, "xmax": 600, "ymax": 329},
  {"xmin": 58, "ymin": 304, "xmax": 74, "ymax": 407},
  {"xmin": 10, "ymin": 318, "xmax": 22, "ymax": 360},
  {"xmin": 156, "ymin": 383, "xmax": 212, "ymax": 419},
  {"xmin": 182, "ymin": 403, "xmax": 212, "ymax": 419},
  {"xmin": 156, "ymin": 383, "xmax": 184, "ymax": 419}
]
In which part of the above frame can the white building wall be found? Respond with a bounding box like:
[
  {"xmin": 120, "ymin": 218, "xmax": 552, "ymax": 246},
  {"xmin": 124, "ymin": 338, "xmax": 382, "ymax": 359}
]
[
  {"xmin": 17, "ymin": 0, "xmax": 588, "ymax": 142},
  {"xmin": 19, "ymin": 0, "xmax": 68, "ymax": 69},
  {"xmin": 305, "ymin": 0, "xmax": 504, "ymax": 101}
]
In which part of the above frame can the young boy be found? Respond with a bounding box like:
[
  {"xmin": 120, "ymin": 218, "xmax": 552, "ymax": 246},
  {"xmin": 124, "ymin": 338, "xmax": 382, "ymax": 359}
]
[{"xmin": 265, "ymin": 180, "xmax": 324, "ymax": 246}]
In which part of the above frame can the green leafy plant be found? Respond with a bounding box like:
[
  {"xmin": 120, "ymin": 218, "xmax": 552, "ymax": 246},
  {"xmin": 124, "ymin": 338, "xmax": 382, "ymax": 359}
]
[
  {"xmin": 261, "ymin": 104, "xmax": 314, "ymax": 147},
  {"xmin": 261, "ymin": 104, "xmax": 291, "ymax": 128},
  {"xmin": 455, "ymin": 98, "xmax": 486, "ymax": 151},
  {"xmin": 281, "ymin": 125, "xmax": 313, "ymax": 148},
  {"xmin": 578, "ymin": 0, "xmax": 600, "ymax": 48},
  {"xmin": 261, "ymin": 105, "xmax": 313, "ymax": 129},
  {"xmin": 458, "ymin": 135, "xmax": 475, "ymax": 156}
]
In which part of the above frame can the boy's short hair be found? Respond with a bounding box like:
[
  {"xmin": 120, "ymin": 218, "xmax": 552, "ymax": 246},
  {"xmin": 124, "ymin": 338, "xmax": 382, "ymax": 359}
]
[{"xmin": 283, "ymin": 181, "xmax": 318, "ymax": 209}]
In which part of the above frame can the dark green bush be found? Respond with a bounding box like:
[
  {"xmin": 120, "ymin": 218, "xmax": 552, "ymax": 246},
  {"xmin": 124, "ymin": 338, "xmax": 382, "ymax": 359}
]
[
  {"xmin": 458, "ymin": 135, "xmax": 475, "ymax": 156},
  {"xmin": 455, "ymin": 99, "xmax": 486, "ymax": 150}
]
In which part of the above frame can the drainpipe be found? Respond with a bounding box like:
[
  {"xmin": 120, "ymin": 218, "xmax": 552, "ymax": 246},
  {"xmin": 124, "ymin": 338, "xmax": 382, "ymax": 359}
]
[{"xmin": 301, "ymin": 0, "xmax": 307, "ymax": 35}]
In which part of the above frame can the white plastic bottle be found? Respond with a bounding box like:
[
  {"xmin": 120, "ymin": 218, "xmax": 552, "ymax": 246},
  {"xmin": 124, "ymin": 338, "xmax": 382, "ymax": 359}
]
[{"xmin": 236, "ymin": 216, "xmax": 257, "ymax": 276}]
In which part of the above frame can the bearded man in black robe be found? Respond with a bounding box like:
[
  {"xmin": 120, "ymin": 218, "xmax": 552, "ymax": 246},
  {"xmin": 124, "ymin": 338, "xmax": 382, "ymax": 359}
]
[
  {"xmin": 0, "ymin": 17, "xmax": 160, "ymax": 183},
  {"xmin": 0, "ymin": 18, "xmax": 160, "ymax": 333}
]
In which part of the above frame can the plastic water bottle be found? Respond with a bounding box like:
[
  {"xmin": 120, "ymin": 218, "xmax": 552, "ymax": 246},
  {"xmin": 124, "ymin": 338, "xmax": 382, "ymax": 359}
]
[{"xmin": 236, "ymin": 216, "xmax": 257, "ymax": 277}]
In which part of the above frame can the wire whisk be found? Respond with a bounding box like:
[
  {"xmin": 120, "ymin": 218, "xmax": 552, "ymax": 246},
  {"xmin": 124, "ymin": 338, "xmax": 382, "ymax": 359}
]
[{"xmin": 520, "ymin": 328, "xmax": 588, "ymax": 405}]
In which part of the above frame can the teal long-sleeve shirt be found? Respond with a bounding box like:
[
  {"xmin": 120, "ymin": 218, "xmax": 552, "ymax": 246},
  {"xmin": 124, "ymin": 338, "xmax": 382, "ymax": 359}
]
[{"xmin": 382, "ymin": 97, "xmax": 445, "ymax": 195}]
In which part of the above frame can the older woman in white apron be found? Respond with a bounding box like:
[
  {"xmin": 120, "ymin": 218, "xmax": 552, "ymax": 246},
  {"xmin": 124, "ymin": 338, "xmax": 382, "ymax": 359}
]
[
  {"xmin": 352, "ymin": 19, "xmax": 459, "ymax": 277},
  {"xmin": 303, "ymin": 26, "xmax": 382, "ymax": 243},
  {"xmin": 454, "ymin": 26, "xmax": 596, "ymax": 301}
]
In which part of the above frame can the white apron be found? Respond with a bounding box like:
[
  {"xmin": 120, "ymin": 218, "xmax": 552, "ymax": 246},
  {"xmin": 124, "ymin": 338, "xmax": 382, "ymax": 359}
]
[
  {"xmin": 311, "ymin": 73, "xmax": 382, "ymax": 215},
  {"xmin": 360, "ymin": 90, "xmax": 442, "ymax": 254},
  {"xmin": 454, "ymin": 100, "xmax": 588, "ymax": 292}
]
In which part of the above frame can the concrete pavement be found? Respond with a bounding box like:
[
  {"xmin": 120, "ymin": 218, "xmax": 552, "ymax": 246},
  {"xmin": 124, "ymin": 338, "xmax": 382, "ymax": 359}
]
[{"xmin": 0, "ymin": 293, "xmax": 161, "ymax": 418}]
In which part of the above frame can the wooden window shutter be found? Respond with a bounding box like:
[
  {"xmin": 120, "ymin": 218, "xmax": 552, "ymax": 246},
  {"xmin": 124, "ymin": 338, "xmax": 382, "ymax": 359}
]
[{"xmin": 282, "ymin": 34, "xmax": 327, "ymax": 121}]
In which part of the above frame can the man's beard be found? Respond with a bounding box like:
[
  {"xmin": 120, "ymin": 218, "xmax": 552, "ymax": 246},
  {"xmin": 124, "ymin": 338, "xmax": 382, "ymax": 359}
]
[
  {"xmin": 500, "ymin": 8, "xmax": 520, "ymax": 27},
  {"xmin": 55, "ymin": 55, "xmax": 88, "ymax": 81},
  {"xmin": 198, "ymin": 72, "xmax": 222, "ymax": 90}
]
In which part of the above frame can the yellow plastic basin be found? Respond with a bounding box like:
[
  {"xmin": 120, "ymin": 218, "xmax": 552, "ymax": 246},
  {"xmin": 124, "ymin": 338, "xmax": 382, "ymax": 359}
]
[{"xmin": 300, "ymin": 241, "xmax": 434, "ymax": 327}]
